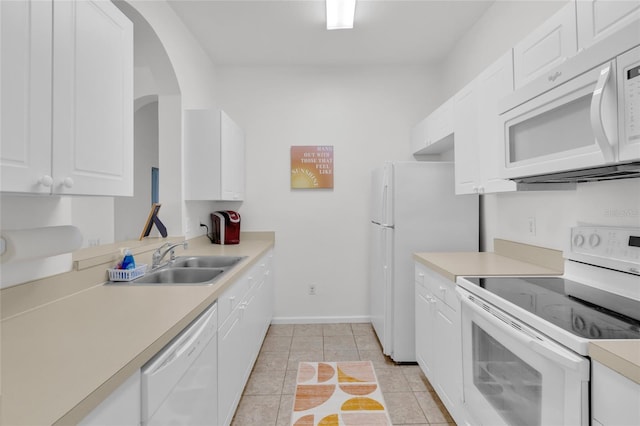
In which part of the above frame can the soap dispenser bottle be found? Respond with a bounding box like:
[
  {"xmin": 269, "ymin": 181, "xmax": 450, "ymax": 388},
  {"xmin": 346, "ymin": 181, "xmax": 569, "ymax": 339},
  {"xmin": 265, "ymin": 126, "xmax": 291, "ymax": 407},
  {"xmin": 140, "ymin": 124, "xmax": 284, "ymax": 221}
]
[{"xmin": 120, "ymin": 249, "xmax": 136, "ymax": 270}]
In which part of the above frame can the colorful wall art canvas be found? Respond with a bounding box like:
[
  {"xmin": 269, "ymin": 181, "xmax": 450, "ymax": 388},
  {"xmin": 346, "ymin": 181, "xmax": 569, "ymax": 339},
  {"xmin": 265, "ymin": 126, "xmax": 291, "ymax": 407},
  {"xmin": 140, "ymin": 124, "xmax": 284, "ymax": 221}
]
[{"xmin": 291, "ymin": 146, "xmax": 334, "ymax": 189}]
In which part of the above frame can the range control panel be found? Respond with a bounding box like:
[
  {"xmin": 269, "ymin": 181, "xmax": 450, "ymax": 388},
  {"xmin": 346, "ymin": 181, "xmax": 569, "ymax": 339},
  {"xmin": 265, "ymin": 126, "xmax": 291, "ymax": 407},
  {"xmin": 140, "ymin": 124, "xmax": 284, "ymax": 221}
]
[{"xmin": 570, "ymin": 226, "xmax": 640, "ymax": 274}]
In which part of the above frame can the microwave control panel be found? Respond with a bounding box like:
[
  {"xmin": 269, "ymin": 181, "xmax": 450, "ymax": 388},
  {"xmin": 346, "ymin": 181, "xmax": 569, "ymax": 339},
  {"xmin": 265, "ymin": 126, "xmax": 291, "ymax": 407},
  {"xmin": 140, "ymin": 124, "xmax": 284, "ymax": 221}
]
[{"xmin": 621, "ymin": 45, "xmax": 640, "ymax": 144}]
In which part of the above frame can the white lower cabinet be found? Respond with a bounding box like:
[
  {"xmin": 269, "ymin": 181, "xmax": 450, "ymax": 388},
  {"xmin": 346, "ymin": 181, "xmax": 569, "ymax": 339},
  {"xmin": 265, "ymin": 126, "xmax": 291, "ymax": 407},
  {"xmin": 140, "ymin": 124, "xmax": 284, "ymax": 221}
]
[
  {"xmin": 218, "ymin": 249, "xmax": 275, "ymax": 426},
  {"xmin": 78, "ymin": 371, "xmax": 141, "ymax": 426},
  {"xmin": 592, "ymin": 361, "xmax": 640, "ymax": 426},
  {"xmin": 414, "ymin": 262, "xmax": 466, "ymax": 424}
]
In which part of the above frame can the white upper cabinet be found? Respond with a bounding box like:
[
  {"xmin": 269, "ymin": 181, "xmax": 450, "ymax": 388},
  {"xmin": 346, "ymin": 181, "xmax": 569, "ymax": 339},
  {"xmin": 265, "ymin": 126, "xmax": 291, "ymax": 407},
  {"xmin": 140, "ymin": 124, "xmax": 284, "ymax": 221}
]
[
  {"xmin": 453, "ymin": 81, "xmax": 479, "ymax": 194},
  {"xmin": 1, "ymin": 0, "xmax": 53, "ymax": 193},
  {"xmin": 0, "ymin": 0, "xmax": 133, "ymax": 196},
  {"xmin": 454, "ymin": 52, "xmax": 516, "ymax": 195},
  {"xmin": 577, "ymin": 0, "xmax": 640, "ymax": 51},
  {"xmin": 184, "ymin": 109, "xmax": 245, "ymax": 201},
  {"xmin": 476, "ymin": 52, "xmax": 517, "ymax": 193},
  {"xmin": 411, "ymin": 98, "xmax": 454, "ymax": 156},
  {"xmin": 52, "ymin": 0, "xmax": 134, "ymax": 196},
  {"xmin": 220, "ymin": 111, "xmax": 245, "ymax": 201},
  {"xmin": 513, "ymin": 2, "xmax": 578, "ymax": 90}
]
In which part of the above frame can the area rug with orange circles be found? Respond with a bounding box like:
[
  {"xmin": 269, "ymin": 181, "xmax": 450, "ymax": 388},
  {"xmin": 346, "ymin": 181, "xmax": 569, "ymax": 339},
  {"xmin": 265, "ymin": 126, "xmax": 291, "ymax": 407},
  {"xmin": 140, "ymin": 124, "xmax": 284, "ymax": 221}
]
[{"xmin": 291, "ymin": 360, "xmax": 392, "ymax": 426}]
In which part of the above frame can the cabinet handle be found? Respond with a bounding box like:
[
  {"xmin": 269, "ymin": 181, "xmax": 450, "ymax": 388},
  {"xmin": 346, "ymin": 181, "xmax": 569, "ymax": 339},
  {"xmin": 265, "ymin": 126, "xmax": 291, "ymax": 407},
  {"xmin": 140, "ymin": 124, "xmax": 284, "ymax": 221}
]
[
  {"xmin": 60, "ymin": 177, "xmax": 74, "ymax": 189},
  {"xmin": 39, "ymin": 175, "xmax": 54, "ymax": 187},
  {"xmin": 590, "ymin": 62, "xmax": 615, "ymax": 163},
  {"xmin": 547, "ymin": 71, "xmax": 562, "ymax": 82}
]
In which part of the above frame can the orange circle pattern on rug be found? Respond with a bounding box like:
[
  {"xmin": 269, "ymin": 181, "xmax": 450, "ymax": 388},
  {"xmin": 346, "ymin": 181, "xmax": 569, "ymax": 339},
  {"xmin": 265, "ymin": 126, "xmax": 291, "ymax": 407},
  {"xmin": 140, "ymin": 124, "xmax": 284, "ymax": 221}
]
[
  {"xmin": 339, "ymin": 384, "xmax": 378, "ymax": 396},
  {"xmin": 341, "ymin": 397, "xmax": 385, "ymax": 411},
  {"xmin": 318, "ymin": 414, "xmax": 340, "ymax": 426},
  {"xmin": 298, "ymin": 362, "xmax": 316, "ymax": 383},
  {"xmin": 337, "ymin": 361, "xmax": 376, "ymax": 383},
  {"xmin": 293, "ymin": 414, "xmax": 314, "ymax": 426},
  {"xmin": 318, "ymin": 363, "xmax": 335, "ymax": 383},
  {"xmin": 294, "ymin": 384, "xmax": 336, "ymax": 411},
  {"xmin": 291, "ymin": 361, "xmax": 391, "ymax": 425}
]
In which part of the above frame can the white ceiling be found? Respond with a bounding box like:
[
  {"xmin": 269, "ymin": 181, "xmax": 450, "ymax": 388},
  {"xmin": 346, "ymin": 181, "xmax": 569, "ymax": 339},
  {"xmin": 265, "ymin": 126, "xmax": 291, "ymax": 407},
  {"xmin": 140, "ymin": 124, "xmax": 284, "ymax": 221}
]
[{"xmin": 167, "ymin": 0, "xmax": 496, "ymax": 66}]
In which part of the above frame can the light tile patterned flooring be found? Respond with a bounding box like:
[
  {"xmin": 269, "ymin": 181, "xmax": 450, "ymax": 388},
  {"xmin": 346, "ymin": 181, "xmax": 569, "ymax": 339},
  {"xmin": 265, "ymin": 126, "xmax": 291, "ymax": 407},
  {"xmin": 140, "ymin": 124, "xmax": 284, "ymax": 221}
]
[{"xmin": 231, "ymin": 323, "xmax": 456, "ymax": 426}]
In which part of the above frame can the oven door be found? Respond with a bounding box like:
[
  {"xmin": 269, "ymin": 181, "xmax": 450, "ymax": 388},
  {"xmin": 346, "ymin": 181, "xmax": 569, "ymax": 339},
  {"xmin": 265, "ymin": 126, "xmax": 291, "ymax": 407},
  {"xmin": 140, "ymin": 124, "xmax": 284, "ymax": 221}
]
[{"xmin": 457, "ymin": 287, "xmax": 589, "ymax": 426}]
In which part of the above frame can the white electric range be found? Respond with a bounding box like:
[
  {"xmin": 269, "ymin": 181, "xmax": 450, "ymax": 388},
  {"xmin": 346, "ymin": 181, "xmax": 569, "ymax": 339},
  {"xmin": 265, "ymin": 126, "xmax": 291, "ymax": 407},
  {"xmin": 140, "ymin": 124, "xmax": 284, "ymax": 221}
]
[{"xmin": 456, "ymin": 225, "xmax": 640, "ymax": 426}]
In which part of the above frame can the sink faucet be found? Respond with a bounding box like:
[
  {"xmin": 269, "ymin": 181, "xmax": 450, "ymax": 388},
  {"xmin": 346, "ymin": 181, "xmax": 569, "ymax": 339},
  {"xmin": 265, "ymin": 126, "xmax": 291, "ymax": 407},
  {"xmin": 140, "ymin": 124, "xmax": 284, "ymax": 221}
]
[{"xmin": 152, "ymin": 241, "xmax": 188, "ymax": 269}]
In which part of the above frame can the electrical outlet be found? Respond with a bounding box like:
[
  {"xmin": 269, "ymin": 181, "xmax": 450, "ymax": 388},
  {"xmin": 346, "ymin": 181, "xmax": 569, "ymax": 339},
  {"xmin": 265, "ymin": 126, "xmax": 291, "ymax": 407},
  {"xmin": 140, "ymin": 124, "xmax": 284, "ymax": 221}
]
[
  {"xmin": 527, "ymin": 217, "xmax": 536, "ymax": 236},
  {"xmin": 308, "ymin": 284, "xmax": 317, "ymax": 296}
]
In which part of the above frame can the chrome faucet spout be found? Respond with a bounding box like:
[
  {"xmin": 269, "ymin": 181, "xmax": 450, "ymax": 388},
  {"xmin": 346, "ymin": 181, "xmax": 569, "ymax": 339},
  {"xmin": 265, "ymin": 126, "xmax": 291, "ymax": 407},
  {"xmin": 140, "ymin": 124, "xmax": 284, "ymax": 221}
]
[{"xmin": 152, "ymin": 241, "xmax": 188, "ymax": 269}]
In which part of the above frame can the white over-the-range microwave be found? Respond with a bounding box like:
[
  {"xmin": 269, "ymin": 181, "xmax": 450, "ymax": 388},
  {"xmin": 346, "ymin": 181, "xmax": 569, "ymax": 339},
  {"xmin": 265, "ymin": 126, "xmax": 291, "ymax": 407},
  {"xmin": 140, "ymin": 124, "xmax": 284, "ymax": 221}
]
[{"xmin": 499, "ymin": 23, "xmax": 640, "ymax": 184}]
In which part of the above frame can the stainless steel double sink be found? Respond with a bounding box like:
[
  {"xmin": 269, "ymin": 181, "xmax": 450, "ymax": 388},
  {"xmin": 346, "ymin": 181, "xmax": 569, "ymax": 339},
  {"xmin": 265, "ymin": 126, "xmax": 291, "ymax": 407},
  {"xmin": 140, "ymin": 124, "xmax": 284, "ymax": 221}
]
[{"xmin": 107, "ymin": 255, "xmax": 247, "ymax": 286}]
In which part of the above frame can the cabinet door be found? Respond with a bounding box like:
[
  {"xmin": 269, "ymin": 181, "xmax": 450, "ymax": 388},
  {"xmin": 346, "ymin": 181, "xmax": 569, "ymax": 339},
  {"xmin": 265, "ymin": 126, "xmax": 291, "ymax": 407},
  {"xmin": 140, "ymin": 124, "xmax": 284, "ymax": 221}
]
[
  {"xmin": 434, "ymin": 300, "xmax": 462, "ymax": 418},
  {"xmin": 184, "ymin": 109, "xmax": 222, "ymax": 200},
  {"xmin": 410, "ymin": 116, "xmax": 429, "ymax": 155},
  {"xmin": 513, "ymin": 2, "xmax": 577, "ymax": 89},
  {"xmin": 415, "ymin": 268, "xmax": 436, "ymax": 380},
  {"xmin": 592, "ymin": 361, "xmax": 640, "ymax": 426},
  {"xmin": 0, "ymin": 0, "xmax": 53, "ymax": 193},
  {"xmin": 79, "ymin": 370, "xmax": 141, "ymax": 426},
  {"xmin": 477, "ymin": 51, "xmax": 516, "ymax": 193},
  {"xmin": 218, "ymin": 308, "xmax": 245, "ymax": 426},
  {"xmin": 453, "ymin": 81, "xmax": 480, "ymax": 195},
  {"xmin": 52, "ymin": 0, "xmax": 133, "ymax": 196},
  {"xmin": 577, "ymin": 0, "xmax": 640, "ymax": 51},
  {"xmin": 428, "ymin": 98, "xmax": 454, "ymax": 144},
  {"xmin": 220, "ymin": 111, "xmax": 245, "ymax": 201}
]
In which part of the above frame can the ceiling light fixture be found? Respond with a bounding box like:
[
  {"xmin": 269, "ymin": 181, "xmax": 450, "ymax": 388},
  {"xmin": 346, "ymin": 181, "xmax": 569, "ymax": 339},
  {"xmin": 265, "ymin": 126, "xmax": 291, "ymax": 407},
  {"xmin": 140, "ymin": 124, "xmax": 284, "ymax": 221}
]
[{"xmin": 326, "ymin": 0, "xmax": 356, "ymax": 30}]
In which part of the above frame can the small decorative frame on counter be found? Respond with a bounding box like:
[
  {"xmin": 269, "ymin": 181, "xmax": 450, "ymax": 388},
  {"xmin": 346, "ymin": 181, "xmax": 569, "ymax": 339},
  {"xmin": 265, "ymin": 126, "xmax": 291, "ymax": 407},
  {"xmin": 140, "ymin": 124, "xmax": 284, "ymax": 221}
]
[{"xmin": 291, "ymin": 145, "xmax": 334, "ymax": 189}]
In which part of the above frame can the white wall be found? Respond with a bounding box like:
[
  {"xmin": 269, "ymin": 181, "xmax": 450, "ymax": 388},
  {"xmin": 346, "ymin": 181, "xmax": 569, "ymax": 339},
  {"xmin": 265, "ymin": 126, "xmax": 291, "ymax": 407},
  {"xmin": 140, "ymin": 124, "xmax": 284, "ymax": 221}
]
[
  {"xmin": 115, "ymin": 101, "xmax": 160, "ymax": 241},
  {"xmin": 441, "ymin": 0, "xmax": 640, "ymax": 251},
  {"xmin": 0, "ymin": 196, "xmax": 74, "ymax": 288},
  {"xmin": 490, "ymin": 179, "xmax": 640, "ymax": 251},
  {"xmin": 216, "ymin": 65, "xmax": 441, "ymax": 321}
]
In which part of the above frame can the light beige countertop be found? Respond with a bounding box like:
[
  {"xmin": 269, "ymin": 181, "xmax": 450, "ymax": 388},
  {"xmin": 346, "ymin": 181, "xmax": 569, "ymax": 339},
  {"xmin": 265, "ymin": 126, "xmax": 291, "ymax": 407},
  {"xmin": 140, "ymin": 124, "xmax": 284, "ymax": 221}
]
[
  {"xmin": 414, "ymin": 239, "xmax": 564, "ymax": 281},
  {"xmin": 589, "ymin": 340, "xmax": 640, "ymax": 385},
  {"xmin": 414, "ymin": 239, "xmax": 640, "ymax": 384},
  {"xmin": 1, "ymin": 233, "xmax": 275, "ymax": 426}
]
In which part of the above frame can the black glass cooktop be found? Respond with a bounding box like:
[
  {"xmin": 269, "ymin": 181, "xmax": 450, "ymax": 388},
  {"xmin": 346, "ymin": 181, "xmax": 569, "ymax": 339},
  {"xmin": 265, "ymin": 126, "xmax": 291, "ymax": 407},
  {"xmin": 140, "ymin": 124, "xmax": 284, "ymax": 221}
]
[{"xmin": 465, "ymin": 276, "xmax": 640, "ymax": 340}]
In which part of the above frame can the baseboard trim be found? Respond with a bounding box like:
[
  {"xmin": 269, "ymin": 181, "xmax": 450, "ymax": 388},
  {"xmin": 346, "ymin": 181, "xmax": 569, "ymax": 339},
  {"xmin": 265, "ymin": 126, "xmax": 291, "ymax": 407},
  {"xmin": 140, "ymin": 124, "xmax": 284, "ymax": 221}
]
[{"xmin": 271, "ymin": 316, "xmax": 370, "ymax": 325}]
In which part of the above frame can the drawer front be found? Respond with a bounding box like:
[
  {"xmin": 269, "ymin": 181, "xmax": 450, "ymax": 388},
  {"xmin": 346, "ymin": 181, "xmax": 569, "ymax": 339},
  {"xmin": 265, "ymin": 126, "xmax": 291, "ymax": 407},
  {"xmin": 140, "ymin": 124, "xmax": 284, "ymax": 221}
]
[
  {"xmin": 218, "ymin": 270, "xmax": 250, "ymax": 324},
  {"xmin": 422, "ymin": 265, "xmax": 459, "ymax": 311}
]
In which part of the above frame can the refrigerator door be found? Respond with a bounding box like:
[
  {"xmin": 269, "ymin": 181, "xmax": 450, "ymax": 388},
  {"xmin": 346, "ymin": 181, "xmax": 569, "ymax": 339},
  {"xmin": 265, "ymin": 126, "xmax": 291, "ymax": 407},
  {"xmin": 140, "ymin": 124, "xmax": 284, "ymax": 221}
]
[
  {"xmin": 369, "ymin": 222, "xmax": 394, "ymax": 356},
  {"xmin": 370, "ymin": 162, "xmax": 393, "ymax": 226},
  {"xmin": 388, "ymin": 162, "xmax": 478, "ymax": 362}
]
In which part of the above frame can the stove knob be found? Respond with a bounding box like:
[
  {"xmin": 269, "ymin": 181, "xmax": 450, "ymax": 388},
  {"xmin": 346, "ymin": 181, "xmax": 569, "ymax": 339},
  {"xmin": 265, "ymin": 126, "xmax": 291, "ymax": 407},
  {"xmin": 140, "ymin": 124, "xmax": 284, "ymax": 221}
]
[
  {"xmin": 589, "ymin": 234, "xmax": 601, "ymax": 248},
  {"xmin": 573, "ymin": 234, "xmax": 585, "ymax": 247}
]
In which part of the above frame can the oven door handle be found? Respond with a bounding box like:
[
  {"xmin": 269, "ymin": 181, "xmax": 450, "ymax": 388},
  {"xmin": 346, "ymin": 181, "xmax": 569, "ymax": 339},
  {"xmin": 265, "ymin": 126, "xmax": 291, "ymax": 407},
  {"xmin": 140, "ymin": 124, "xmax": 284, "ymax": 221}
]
[
  {"xmin": 528, "ymin": 338, "xmax": 588, "ymax": 374},
  {"xmin": 458, "ymin": 287, "xmax": 589, "ymax": 376}
]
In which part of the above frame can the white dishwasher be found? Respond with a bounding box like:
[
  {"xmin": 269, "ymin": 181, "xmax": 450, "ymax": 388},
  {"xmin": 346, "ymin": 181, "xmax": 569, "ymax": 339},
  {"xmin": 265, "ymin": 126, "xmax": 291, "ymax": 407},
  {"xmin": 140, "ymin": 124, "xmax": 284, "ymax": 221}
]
[{"xmin": 142, "ymin": 302, "xmax": 218, "ymax": 425}]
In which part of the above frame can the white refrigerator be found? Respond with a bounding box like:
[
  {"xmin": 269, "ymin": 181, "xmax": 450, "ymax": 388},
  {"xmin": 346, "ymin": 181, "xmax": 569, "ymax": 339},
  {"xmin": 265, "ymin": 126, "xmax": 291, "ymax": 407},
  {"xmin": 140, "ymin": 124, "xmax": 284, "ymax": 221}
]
[{"xmin": 370, "ymin": 161, "xmax": 478, "ymax": 362}]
